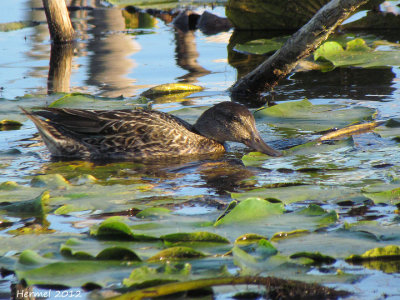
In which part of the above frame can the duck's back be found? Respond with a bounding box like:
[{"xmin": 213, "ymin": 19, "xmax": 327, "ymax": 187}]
[{"xmin": 25, "ymin": 108, "xmax": 225, "ymax": 160}]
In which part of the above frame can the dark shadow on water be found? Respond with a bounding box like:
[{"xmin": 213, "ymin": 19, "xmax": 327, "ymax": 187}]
[{"xmin": 48, "ymin": 151, "xmax": 257, "ymax": 196}]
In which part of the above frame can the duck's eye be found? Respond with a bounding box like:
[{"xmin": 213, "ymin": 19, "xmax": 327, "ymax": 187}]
[{"xmin": 231, "ymin": 115, "xmax": 241, "ymax": 123}]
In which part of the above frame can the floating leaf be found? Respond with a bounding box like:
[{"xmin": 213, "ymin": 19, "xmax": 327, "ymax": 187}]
[
  {"xmin": 314, "ymin": 41, "xmax": 344, "ymax": 61},
  {"xmin": 60, "ymin": 238, "xmax": 141, "ymax": 261},
  {"xmin": 0, "ymin": 119, "xmax": 22, "ymax": 130},
  {"xmin": 0, "ymin": 21, "xmax": 38, "ymax": 32},
  {"xmin": 48, "ymin": 93, "xmax": 145, "ymax": 110},
  {"xmin": 18, "ymin": 250, "xmax": 55, "ymax": 266},
  {"xmin": 346, "ymin": 245, "xmax": 400, "ymax": 262},
  {"xmin": 16, "ymin": 260, "xmax": 130, "ymax": 287},
  {"xmin": 290, "ymin": 252, "xmax": 336, "ymax": 265},
  {"xmin": 161, "ymin": 232, "xmax": 229, "ymax": 244},
  {"xmin": 90, "ymin": 216, "xmax": 158, "ymax": 241},
  {"xmin": 231, "ymin": 186, "xmax": 346, "ymax": 205},
  {"xmin": 214, "ymin": 198, "xmax": 284, "ymax": 226},
  {"xmin": 30, "ymin": 174, "xmax": 70, "ymax": 189},
  {"xmin": 0, "ymin": 191, "xmax": 50, "ymax": 217},
  {"xmin": 297, "ymin": 204, "xmax": 326, "ymax": 216},
  {"xmin": 136, "ymin": 207, "xmax": 171, "ymax": 219},
  {"xmin": 314, "ymin": 39, "xmax": 400, "ymax": 68},
  {"xmin": 234, "ymin": 37, "xmax": 288, "ymax": 55},
  {"xmin": 0, "ymin": 181, "xmax": 19, "ymax": 191},
  {"xmin": 254, "ymin": 99, "xmax": 375, "ymax": 132},
  {"xmin": 235, "ymin": 233, "xmax": 269, "ymax": 244},
  {"xmin": 362, "ymin": 184, "xmax": 400, "ymax": 205},
  {"xmin": 142, "ymin": 83, "xmax": 203, "ymax": 97},
  {"xmin": 271, "ymin": 229, "xmax": 310, "ymax": 242},
  {"xmin": 123, "ymin": 263, "xmax": 191, "ymax": 288},
  {"xmin": 148, "ymin": 247, "xmax": 206, "ymax": 262}
]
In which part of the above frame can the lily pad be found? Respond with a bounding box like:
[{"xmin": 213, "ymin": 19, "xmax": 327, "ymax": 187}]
[
  {"xmin": 136, "ymin": 207, "xmax": 171, "ymax": 219},
  {"xmin": 141, "ymin": 83, "xmax": 203, "ymax": 97},
  {"xmin": 231, "ymin": 186, "xmax": 348, "ymax": 205},
  {"xmin": 48, "ymin": 93, "xmax": 146, "ymax": 110},
  {"xmin": 214, "ymin": 198, "xmax": 284, "ymax": 226},
  {"xmin": 161, "ymin": 232, "xmax": 229, "ymax": 244},
  {"xmin": 254, "ymin": 99, "xmax": 375, "ymax": 132},
  {"xmin": 30, "ymin": 174, "xmax": 70, "ymax": 189},
  {"xmin": 362, "ymin": 183, "xmax": 400, "ymax": 205},
  {"xmin": 346, "ymin": 245, "xmax": 400, "ymax": 262},
  {"xmin": 234, "ymin": 37, "xmax": 288, "ymax": 55},
  {"xmin": 314, "ymin": 38, "xmax": 400, "ymax": 69},
  {"xmin": 235, "ymin": 233, "xmax": 269, "ymax": 244},
  {"xmin": 147, "ymin": 246, "xmax": 206, "ymax": 262},
  {"xmin": 60, "ymin": 238, "xmax": 141, "ymax": 261},
  {"xmin": 0, "ymin": 191, "xmax": 50, "ymax": 217},
  {"xmin": 90, "ymin": 216, "xmax": 158, "ymax": 241},
  {"xmin": 0, "ymin": 119, "xmax": 22, "ymax": 130},
  {"xmin": 123, "ymin": 263, "xmax": 191, "ymax": 288},
  {"xmin": 290, "ymin": 252, "xmax": 336, "ymax": 265},
  {"xmin": 271, "ymin": 229, "xmax": 310, "ymax": 242},
  {"xmin": 16, "ymin": 260, "xmax": 131, "ymax": 287}
]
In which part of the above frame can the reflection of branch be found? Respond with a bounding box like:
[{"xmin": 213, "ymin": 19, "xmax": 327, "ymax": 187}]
[
  {"xmin": 174, "ymin": 29, "xmax": 210, "ymax": 83},
  {"xmin": 48, "ymin": 43, "xmax": 73, "ymax": 94}
]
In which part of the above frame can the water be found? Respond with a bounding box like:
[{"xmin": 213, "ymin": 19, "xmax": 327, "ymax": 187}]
[{"xmin": 1, "ymin": 1, "xmax": 400, "ymax": 299}]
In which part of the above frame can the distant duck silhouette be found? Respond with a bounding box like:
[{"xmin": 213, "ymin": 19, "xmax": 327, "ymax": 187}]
[{"xmin": 21, "ymin": 101, "xmax": 281, "ymax": 160}]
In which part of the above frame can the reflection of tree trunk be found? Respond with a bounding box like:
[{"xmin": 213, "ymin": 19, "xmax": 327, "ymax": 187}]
[
  {"xmin": 229, "ymin": 0, "xmax": 369, "ymax": 99},
  {"xmin": 48, "ymin": 43, "xmax": 73, "ymax": 94},
  {"xmin": 86, "ymin": 8, "xmax": 139, "ymax": 97},
  {"xmin": 42, "ymin": 0, "xmax": 75, "ymax": 43},
  {"xmin": 174, "ymin": 29, "xmax": 210, "ymax": 83}
]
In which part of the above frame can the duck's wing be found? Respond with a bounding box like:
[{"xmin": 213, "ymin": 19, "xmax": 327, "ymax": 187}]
[{"xmin": 21, "ymin": 107, "xmax": 200, "ymax": 159}]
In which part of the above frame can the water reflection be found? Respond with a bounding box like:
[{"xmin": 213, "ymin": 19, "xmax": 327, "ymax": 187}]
[
  {"xmin": 276, "ymin": 68, "xmax": 396, "ymax": 102},
  {"xmin": 174, "ymin": 28, "xmax": 210, "ymax": 83},
  {"xmin": 86, "ymin": 8, "xmax": 140, "ymax": 97}
]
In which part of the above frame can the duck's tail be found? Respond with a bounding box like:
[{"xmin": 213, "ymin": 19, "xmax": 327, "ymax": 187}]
[{"xmin": 20, "ymin": 107, "xmax": 80, "ymax": 157}]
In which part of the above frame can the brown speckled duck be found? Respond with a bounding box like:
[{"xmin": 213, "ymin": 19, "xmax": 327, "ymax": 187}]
[{"xmin": 21, "ymin": 102, "xmax": 281, "ymax": 160}]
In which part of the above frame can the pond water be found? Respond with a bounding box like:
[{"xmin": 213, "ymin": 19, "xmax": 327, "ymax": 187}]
[{"xmin": 1, "ymin": 1, "xmax": 400, "ymax": 299}]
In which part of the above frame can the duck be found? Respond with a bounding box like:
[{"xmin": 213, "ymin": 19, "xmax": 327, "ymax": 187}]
[{"xmin": 21, "ymin": 101, "xmax": 281, "ymax": 160}]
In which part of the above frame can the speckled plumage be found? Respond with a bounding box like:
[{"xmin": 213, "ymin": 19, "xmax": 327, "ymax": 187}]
[{"xmin": 21, "ymin": 102, "xmax": 281, "ymax": 160}]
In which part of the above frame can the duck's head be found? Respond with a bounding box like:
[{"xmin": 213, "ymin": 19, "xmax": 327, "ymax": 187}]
[{"xmin": 193, "ymin": 102, "xmax": 282, "ymax": 157}]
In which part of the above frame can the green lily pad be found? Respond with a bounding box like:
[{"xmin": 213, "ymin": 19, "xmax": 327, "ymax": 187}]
[
  {"xmin": 147, "ymin": 247, "xmax": 206, "ymax": 262},
  {"xmin": 231, "ymin": 186, "xmax": 347, "ymax": 205},
  {"xmin": 90, "ymin": 216, "xmax": 158, "ymax": 241},
  {"xmin": 0, "ymin": 119, "xmax": 22, "ymax": 130},
  {"xmin": 0, "ymin": 191, "xmax": 50, "ymax": 217},
  {"xmin": 234, "ymin": 37, "xmax": 288, "ymax": 55},
  {"xmin": 214, "ymin": 198, "xmax": 284, "ymax": 226},
  {"xmin": 235, "ymin": 233, "xmax": 269, "ymax": 244},
  {"xmin": 314, "ymin": 38, "xmax": 400, "ymax": 68},
  {"xmin": 60, "ymin": 238, "xmax": 141, "ymax": 261},
  {"xmin": 136, "ymin": 207, "xmax": 171, "ymax": 219},
  {"xmin": 161, "ymin": 232, "xmax": 229, "ymax": 244},
  {"xmin": 254, "ymin": 99, "xmax": 375, "ymax": 132},
  {"xmin": 30, "ymin": 174, "xmax": 70, "ymax": 189},
  {"xmin": 362, "ymin": 184, "xmax": 400, "ymax": 205},
  {"xmin": 0, "ymin": 181, "xmax": 19, "ymax": 191},
  {"xmin": 48, "ymin": 93, "xmax": 146, "ymax": 110},
  {"xmin": 290, "ymin": 252, "xmax": 336, "ymax": 265},
  {"xmin": 141, "ymin": 83, "xmax": 203, "ymax": 97},
  {"xmin": 18, "ymin": 250, "xmax": 56, "ymax": 266},
  {"xmin": 271, "ymin": 229, "xmax": 310, "ymax": 242},
  {"xmin": 16, "ymin": 260, "xmax": 131, "ymax": 287},
  {"xmin": 0, "ymin": 21, "xmax": 38, "ymax": 32},
  {"xmin": 123, "ymin": 263, "xmax": 191, "ymax": 288},
  {"xmin": 346, "ymin": 245, "xmax": 400, "ymax": 262}
]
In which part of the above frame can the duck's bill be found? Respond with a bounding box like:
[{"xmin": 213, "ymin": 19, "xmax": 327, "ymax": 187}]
[{"xmin": 245, "ymin": 135, "xmax": 282, "ymax": 157}]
